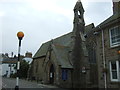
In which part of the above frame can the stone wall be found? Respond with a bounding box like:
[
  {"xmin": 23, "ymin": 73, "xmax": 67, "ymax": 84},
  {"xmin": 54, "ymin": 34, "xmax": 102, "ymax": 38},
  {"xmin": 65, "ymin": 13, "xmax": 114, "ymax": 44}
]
[
  {"xmin": 31, "ymin": 57, "xmax": 45, "ymax": 82},
  {"xmin": 95, "ymin": 24, "xmax": 120, "ymax": 88}
]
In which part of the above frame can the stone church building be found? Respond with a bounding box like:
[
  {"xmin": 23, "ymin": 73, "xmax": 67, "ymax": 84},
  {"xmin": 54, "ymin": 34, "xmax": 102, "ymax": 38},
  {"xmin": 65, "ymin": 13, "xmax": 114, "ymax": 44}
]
[{"xmin": 28, "ymin": 0, "xmax": 120, "ymax": 88}]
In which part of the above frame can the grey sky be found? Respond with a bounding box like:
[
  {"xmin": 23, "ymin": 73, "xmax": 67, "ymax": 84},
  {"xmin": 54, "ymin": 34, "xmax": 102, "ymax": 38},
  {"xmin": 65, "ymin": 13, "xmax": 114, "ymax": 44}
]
[{"xmin": 0, "ymin": 0, "xmax": 113, "ymax": 56}]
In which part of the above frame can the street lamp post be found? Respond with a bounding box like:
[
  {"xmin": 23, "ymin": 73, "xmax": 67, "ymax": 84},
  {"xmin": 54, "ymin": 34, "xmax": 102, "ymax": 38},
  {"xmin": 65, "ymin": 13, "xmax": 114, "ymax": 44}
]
[{"xmin": 15, "ymin": 31, "xmax": 24, "ymax": 90}]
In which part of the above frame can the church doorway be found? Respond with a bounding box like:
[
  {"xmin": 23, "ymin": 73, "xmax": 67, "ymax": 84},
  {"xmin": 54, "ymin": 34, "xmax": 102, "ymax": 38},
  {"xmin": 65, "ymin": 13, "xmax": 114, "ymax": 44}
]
[{"xmin": 49, "ymin": 64, "xmax": 55, "ymax": 84}]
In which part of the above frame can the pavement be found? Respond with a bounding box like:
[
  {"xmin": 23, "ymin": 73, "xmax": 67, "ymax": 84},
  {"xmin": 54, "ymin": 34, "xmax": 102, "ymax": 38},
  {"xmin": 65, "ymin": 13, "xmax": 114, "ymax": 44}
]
[{"xmin": 38, "ymin": 83, "xmax": 58, "ymax": 88}]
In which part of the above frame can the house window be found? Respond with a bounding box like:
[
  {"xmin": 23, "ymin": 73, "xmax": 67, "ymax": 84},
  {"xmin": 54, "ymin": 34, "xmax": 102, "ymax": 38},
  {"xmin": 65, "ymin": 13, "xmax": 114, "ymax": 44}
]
[
  {"xmin": 109, "ymin": 26, "xmax": 120, "ymax": 47},
  {"xmin": 109, "ymin": 61, "xmax": 120, "ymax": 82},
  {"xmin": 62, "ymin": 69, "xmax": 68, "ymax": 81}
]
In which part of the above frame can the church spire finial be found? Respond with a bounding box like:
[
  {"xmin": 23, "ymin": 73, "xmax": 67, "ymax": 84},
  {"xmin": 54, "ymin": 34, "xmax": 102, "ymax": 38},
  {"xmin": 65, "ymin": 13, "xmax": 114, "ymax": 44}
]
[
  {"xmin": 77, "ymin": 0, "xmax": 81, "ymax": 2},
  {"xmin": 73, "ymin": 0, "xmax": 85, "ymax": 25}
]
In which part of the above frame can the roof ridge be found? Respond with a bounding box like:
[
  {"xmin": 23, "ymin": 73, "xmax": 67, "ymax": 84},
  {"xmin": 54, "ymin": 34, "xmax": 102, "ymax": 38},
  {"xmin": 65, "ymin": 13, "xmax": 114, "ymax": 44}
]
[{"xmin": 96, "ymin": 13, "xmax": 120, "ymax": 28}]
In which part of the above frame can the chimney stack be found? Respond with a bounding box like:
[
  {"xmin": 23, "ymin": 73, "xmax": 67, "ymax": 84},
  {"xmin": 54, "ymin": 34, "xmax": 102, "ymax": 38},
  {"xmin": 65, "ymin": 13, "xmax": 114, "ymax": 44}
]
[
  {"xmin": 25, "ymin": 52, "xmax": 32, "ymax": 58},
  {"xmin": 113, "ymin": 0, "xmax": 120, "ymax": 14}
]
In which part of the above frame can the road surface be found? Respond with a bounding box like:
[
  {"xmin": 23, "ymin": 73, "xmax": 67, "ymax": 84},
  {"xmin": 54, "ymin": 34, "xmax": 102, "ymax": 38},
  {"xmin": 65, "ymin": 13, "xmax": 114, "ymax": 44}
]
[{"xmin": 2, "ymin": 77, "xmax": 68, "ymax": 90}]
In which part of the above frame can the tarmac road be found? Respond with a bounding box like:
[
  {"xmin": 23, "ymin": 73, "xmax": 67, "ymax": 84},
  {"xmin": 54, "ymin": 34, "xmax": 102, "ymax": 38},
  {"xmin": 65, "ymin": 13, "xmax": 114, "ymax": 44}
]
[{"xmin": 2, "ymin": 77, "xmax": 69, "ymax": 90}]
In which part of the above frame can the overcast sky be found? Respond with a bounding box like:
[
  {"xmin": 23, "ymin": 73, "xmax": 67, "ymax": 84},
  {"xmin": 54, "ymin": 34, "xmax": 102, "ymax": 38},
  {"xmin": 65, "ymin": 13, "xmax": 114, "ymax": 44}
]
[{"xmin": 0, "ymin": 0, "xmax": 113, "ymax": 57}]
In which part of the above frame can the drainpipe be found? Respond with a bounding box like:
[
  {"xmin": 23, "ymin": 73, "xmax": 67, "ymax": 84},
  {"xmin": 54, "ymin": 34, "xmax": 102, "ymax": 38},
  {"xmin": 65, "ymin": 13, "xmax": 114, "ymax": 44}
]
[{"xmin": 101, "ymin": 29, "xmax": 107, "ymax": 89}]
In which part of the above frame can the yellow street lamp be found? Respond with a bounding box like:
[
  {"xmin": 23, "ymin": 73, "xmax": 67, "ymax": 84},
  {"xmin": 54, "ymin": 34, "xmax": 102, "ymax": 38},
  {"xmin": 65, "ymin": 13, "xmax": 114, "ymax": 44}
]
[
  {"xmin": 15, "ymin": 31, "xmax": 24, "ymax": 90},
  {"xmin": 17, "ymin": 31, "xmax": 24, "ymax": 40}
]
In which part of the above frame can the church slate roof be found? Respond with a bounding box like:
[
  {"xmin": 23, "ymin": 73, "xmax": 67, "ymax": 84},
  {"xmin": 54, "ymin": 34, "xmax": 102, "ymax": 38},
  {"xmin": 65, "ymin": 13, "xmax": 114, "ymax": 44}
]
[
  {"xmin": 33, "ymin": 32, "xmax": 73, "ymax": 59},
  {"xmin": 52, "ymin": 44, "xmax": 73, "ymax": 69},
  {"xmin": 33, "ymin": 41, "xmax": 50, "ymax": 59},
  {"xmin": 33, "ymin": 24, "xmax": 94, "ymax": 69}
]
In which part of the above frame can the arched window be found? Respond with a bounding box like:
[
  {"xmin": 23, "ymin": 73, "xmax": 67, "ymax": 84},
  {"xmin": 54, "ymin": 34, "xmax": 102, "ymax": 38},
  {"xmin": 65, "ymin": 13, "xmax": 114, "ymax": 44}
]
[{"xmin": 88, "ymin": 43, "xmax": 96, "ymax": 64}]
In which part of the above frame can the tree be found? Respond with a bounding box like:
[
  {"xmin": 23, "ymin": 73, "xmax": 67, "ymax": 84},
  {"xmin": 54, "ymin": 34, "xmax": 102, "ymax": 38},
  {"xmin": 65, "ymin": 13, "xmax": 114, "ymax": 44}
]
[
  {"xmin": 13, "ymin": 60, "xmax": 29, "ymax": 79},
  {"xmin": 19, "ymin": 60, "xmax": 29, "ymax": 78}
]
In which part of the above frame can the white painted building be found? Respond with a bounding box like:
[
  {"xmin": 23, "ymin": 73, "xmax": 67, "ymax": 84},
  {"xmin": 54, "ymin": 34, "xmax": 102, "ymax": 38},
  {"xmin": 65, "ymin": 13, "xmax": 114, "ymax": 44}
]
[{"xmin": 2, "ymin": 63, "xmax": 16, "ymax": 77}]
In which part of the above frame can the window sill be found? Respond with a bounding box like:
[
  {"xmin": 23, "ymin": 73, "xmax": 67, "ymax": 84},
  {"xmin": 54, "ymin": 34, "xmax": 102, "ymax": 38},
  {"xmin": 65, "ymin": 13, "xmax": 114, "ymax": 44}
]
[
  {"xmin": 110, "ymin": 81, "xmax": 120, "ymax": 84},
  {"xmin": 110, "ymin": 44, "xmax": 120, "ymax": 49}
]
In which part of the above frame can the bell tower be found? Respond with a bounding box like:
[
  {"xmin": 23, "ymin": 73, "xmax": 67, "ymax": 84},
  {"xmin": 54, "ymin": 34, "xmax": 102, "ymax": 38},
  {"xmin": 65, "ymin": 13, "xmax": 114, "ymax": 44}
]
[{"xmin": 71, "ymin": 0, "xmax": 88, "ymax": 88}]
